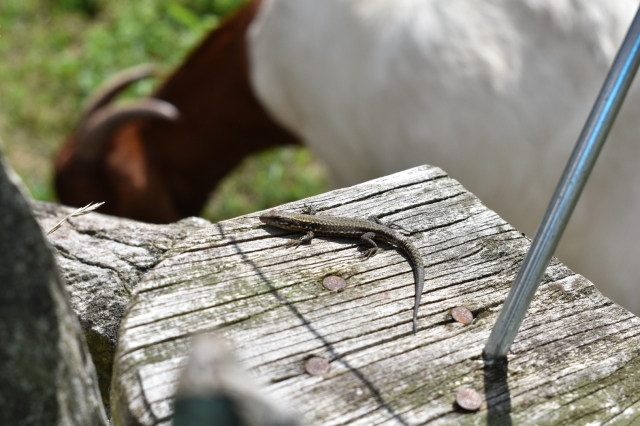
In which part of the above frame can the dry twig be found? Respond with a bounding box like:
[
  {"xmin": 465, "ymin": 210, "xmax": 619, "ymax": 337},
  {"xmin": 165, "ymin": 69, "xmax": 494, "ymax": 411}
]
[{"xmin": 46, "ymin": 202, "xmax": 105, "ymax": 235}]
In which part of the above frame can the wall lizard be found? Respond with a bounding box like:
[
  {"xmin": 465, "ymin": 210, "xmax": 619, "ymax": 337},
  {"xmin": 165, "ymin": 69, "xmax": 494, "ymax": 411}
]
[{"xmin": 259, "ymin": 205, "xmax": 424, "ymax": 333}]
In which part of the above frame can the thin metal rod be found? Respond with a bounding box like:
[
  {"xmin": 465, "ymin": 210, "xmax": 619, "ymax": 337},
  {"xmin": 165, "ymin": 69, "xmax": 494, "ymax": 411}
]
[{"xmin": 483, "ymin": 6, "xmax": 640, "ymax": 360}]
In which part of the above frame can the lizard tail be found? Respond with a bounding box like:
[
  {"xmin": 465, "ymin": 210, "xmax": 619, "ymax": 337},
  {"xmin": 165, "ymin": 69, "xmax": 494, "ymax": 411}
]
[{"xmin": 413, "ymin": 265, "xmax": 424, "ymax": 333}]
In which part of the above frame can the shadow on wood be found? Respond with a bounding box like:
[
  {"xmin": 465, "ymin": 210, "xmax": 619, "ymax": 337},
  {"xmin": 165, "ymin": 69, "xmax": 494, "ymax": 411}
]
[{"xmin": 483, "ymin": 358, "xmax": 511, "ymax": 425}]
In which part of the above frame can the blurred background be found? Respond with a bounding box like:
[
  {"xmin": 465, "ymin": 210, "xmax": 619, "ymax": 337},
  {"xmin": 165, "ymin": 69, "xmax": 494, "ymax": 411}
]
[{"xmin": 0, "ymin": 0, "xmax": 328, "ymax": 223}]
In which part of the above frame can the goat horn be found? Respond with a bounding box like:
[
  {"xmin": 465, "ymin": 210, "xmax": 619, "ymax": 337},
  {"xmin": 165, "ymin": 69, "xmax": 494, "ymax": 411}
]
[
  {"xmin": 76, "ymin": 98, "xmax": 180, "ymax": 161},
  {"xmin": 80, "ymin": 63, "xmax": 167, "ymax": 120}
]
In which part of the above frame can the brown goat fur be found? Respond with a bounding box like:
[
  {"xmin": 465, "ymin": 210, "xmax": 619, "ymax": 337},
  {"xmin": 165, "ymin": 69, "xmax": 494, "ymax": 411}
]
[{"xmin": 54, "ymin": 0, "xmax": 297, "ymax": 223}]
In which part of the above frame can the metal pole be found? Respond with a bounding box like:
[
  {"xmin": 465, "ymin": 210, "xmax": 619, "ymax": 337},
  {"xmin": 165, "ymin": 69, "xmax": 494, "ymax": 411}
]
[{"xmin": 483, "ymin": 6, "xmax": 640, "ymax": 360}]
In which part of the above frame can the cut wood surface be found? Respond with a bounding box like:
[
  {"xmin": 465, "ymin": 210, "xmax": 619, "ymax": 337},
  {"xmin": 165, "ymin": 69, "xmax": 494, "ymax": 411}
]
[
  {"xmin": 112, "ymin": 165, "xmax": 640, "ymax": 425},
  {"xmin": 33, "ymin": 201, "xmax": 210, "ymax": 408}
]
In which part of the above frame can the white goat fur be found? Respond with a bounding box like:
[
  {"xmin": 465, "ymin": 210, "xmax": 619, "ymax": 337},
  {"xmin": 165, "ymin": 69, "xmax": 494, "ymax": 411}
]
[{"xmin": 248, "ymin": 0, "xmax": 640, "ymax": 313}]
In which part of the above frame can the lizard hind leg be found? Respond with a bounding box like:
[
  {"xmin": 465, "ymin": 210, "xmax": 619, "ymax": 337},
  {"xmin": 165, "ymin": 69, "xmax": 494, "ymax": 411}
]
[
  {"xmin": 368, "ymin": 215, "xmax": 384, "ymax": 225},
  {"xmin": 359, "ymin": 232, "xmax": 378, "ymax": 259},
  {"xmin": 368, "ymin": 215, "xmax": 410, "ymax": 234}
]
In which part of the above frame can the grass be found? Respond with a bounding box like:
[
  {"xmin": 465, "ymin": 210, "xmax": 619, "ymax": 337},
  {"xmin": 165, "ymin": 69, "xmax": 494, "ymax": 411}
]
[
  {"xmin": 203, "ymin": 146, "xmax": 328, "ymax": 223},
  {"xmin": 0, "ymin": 0, "xmax": 328, "ymax": 222}
]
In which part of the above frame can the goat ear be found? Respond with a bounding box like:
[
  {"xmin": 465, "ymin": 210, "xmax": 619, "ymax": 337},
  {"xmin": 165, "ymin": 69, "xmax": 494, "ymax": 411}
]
[
  {"xmin": 80, "ymin": 63, "xmax": 166, "ymax": 120},
  {"xmin": 76, "ymin": 99, "xmax": 180, "ymax": 160}
]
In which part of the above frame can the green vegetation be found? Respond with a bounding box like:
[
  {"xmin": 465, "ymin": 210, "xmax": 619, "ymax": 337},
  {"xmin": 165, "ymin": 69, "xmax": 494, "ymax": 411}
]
[
  {"xmin": 0, "ymin": 0, "xmax": 328, "ymax": 221},
  {"xmin": 203, "ymin": 146, "xmax": 327, "ymax": 223}
]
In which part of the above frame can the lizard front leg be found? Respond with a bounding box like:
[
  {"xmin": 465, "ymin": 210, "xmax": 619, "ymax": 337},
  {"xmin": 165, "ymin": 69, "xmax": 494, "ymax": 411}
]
[
  {"xmin": 359, "ymin": 232, "xmax": 378, "ymax": 259},
  {"xmin": 285, "ymin": 231, "xmax": 315, "ymax": 248}
]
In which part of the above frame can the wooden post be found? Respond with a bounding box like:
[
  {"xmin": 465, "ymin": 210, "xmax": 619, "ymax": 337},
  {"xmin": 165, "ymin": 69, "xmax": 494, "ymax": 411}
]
[{"xmin": 111, "ymin": 165, "xmax": 640, "ymax": 425}]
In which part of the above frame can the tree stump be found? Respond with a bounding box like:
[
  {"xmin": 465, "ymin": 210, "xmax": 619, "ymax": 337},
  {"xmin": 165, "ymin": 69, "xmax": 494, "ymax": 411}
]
[{"xmin": 112, "ymin": 165, "xmax": 640, "ymax": 425}]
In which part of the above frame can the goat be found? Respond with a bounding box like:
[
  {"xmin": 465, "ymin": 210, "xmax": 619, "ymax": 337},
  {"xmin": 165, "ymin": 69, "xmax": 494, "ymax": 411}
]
[
  {"xmin": 54, "ymin": 0, "xmax": 297, "ymax": 224},
  {"xmin": 56, "ymin": 0, "xmax": 640, "ymax": 314},
  {"xmin": 247, "ymin": 0, "xmax": 640, "ymax": 313}
]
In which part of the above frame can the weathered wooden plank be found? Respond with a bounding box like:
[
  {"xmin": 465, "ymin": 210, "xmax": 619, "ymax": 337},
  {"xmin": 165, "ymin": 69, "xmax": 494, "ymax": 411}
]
[
  {"xmin": 32, "ymin": 201, "xmax": 210, "ymax": 409},
  {"xmin": 112, "ymin": 165, "xmax": 640, "ymax": 425}
]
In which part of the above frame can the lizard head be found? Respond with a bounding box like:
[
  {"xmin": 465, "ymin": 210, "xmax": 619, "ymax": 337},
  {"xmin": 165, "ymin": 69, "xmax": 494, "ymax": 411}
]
[{"xmin": 259, "ymin": 210, "xmax": 305, "ymax": 230}]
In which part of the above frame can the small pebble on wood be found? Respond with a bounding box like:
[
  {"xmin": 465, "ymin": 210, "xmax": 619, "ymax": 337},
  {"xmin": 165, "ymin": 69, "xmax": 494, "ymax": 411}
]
[
  {"xmin": 304, "ymin": 357, "xmax": 331, "ymax": 376},
  {"xmin": 456, "ymin": 387, "xmax": 483, "ymax": 411},
  {"xmin": 451, "ymin": 306, "xmax": 474, "ymax": 324},
  {"xmin": 322, "ymin": 275, "xmax": 347, "ymax": 291}
]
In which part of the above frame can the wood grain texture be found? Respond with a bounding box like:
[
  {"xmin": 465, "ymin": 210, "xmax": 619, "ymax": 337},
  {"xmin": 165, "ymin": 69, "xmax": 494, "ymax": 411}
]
[
  {"xmin": 112, "ymin": 165, "xmax": 640, "ymax": 425},
  {"xmin": 33, "ymin": 201, "xmax": 210, "ymax": 409}
]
